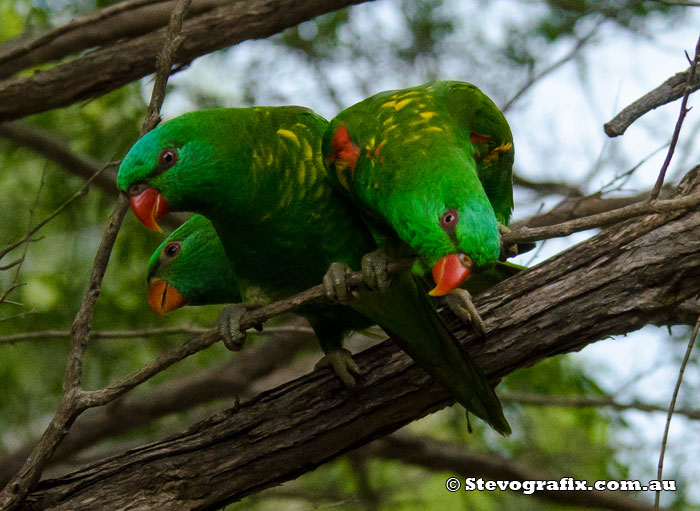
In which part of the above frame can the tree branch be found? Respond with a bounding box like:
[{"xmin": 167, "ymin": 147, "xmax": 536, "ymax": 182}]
[
  {"xmin": 503, "ymin": 392, "xmax": 700, "ymax": 420},
  {"xmin": 604, "ymin": 63, "xmax": 700, "ymax": 138},
  {"xmin": 16, "ymin": 165, "xmax": 700, "ymax": 510},
  {"xmin": 0, "ymin": 122, "xmax": 186, "ymax": 230},
  {"xmin": 649, "ymin": 35, "xmax": 700, "ymax": 199},
  {"xmin": 0, "ymin": 0, "xmax": 374, "ymax": 122},
  {"xmin": 0, "ymin": 1, "xmax": 192, "ymax": 507},
  {"xmin": 0, "ymin": 322, "xmax": 315, "ymax": 487}
]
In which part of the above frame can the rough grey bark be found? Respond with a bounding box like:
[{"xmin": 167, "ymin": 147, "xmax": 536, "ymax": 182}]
[
  {"xmin": 18, "ymin": 166, "xmax": 700, "ymax": 510},
  {"xmin": 0, "ymin": 0, "xmax": 373, "ymax": 122}
]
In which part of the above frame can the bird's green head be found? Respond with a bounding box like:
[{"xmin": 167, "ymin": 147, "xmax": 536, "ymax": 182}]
[
  {"xmin": 117, "ymin": 109, "xmax": 250, "ymax": 232},
  {"xmin": 326, "ymin": 122, "xmax": 501, "ymax": 296},
  {"xmin": 146, "ymin": 214, "xmax": 239, "ymax": 316}
]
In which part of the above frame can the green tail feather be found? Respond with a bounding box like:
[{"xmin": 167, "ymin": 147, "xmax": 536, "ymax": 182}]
[{"xmin": 352, "ymin": 271, "xmax": 511, "ymax": 435}]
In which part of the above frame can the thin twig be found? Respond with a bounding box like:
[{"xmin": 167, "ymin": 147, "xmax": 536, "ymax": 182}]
[
  {"xmin": 0, "ymin": 195, "xmax": 130, "ymax": 509},
  {"xmin": 0, "ymin": 163, "xmax": 48, "ymax": 307},
  {"xmin": 502, "ymin": 21, "xmax": 601, "ymax": 112},
  {"xmin": 654, "ymin": 315, "xmax": 700, "ymax": 510},
  {"xmin": 0, "ymin": 0, "xmax": 192, "ymax": 507},
  {"xmin": 650, "ymin": 36, "xmax": 700, "ymax": 200},
  {"xmin": 0, "ymin": 163, "xmax": 108, "ymax": 261},
  {"xmin": 0, "ymin": 324, "xmax": 314, "ymax": 346},
  {"xmin": 503, "ymin": 392, "xmax": 700, "ymax": 421},
  {"xmin": 503, "ymin": 188, "xmax": 700, "ymax": 245},
  {"xmin": 142, "ymin": 0, "xmax": 192, "ymax": 134}
]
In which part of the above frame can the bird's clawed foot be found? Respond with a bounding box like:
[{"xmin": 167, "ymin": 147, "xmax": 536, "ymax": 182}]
[
  {"xmin": 315, "ymin": 348, "xmax": 362, "ymax": 389},
  {"xmin": 218, "ymin": 303, "xmax": 261, "ymax": 351},
  {"xmin": 498, "ymin": 223, "xmax": 518, "ymax": 260},
  {"xmin": 323, "ymin": 261, "xmax": 354, "ymax": 302},
  {"xmin": 444, "ymin": 288, "xmax": 487, "ymax": 337},
  {"xmin": 361, "ymin": 249, "xmax": 391, "ymax": 291}
]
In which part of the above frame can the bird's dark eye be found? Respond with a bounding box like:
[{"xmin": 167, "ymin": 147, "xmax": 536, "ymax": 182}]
[
  {"xmin": 159, "ymin": 148, "xmax": 178, "ymax": 169},
  {"xmin": 440, "ymin": 210, "xmax": 459, "ymax": 229},
  {"xmin": 164, "ymin": 242, "xmax": 180, "ymax": 258}
]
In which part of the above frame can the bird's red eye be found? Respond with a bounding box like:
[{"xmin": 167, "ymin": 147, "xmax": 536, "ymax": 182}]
[
  {"xmin": 164, "ymin": 242, "xmax": 180, "ymax": 258},
  {"xmin": 159, "ymin": 148, "xmax": 178, "ymax": 169},
  {"xmin": 440, "ymin": 210, "xmax": 459, "ymax": 229}
]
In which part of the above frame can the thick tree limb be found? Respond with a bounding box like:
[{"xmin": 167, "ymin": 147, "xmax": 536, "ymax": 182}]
[
  {"xmin": 604, "ymin": 65, "xmax": 700, "ymax": 137},
  {"xmin": 0, "ymin": 0, "xmax": 227, "ymax": 78},
  {"xmin": 17, "ymin": 167, "xmax": 700, "ymax": 510},
  {"xmin": 371, "ymin": 433, "xmax": 653, "ymax": 511},
  {"xmin": 0, "ymin": 0, "xmax": 373, "ymax": 122}
]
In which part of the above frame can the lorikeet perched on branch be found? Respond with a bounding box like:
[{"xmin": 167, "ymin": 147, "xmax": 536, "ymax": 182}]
[
  {"xmin": 322, "ymin": 81, "xmax": 516, "ymax": 432},
  {"xmin": 146, "ymin": 214, "xmax": 240, "ymax": 316},
  {"xmin": 117, "ymin": 105, "xmax": 511, "ymax": 434},
  {"xmin": 323, "ymin": 81, "xmax": 515, "ymax": 296}
]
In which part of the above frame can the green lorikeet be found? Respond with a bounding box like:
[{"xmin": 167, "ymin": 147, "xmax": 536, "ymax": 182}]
[
  {"xmin": 323, "ymin": 81, "xmax": 514, "ymax": 294},
  {"xmin": 117, "ymin": 106, "xmax": 510, "ymax": 434},
  {"xmin": 146, "ymin": 214, "xmax": 240, "ymax": 316},
  {"xmin": 322, "ymin": 81, "xmax": 516, "ymax": 432},
  {"xmin": 118, "ymin": 107, "xmax": 375, "ymax": 384}
]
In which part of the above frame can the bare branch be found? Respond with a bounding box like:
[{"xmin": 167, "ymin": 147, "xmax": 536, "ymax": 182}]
[
  {"xmin": 0, "ymin": 122, "xmax": 186, "ymax": 230},
  {"xmin": 0, "ymin": 0, "xmax": 192, "ymax": 506},
  {"xmin": 649, "ymin": 36, "xmax": 700, "ymax": 199},
  {"xmin": 0, "ymin": 324, "xmax": 314, "ymax": 346},
  {"xmin": 655, "ymin": 315, "xmax": 699, "ymax": 510},
  {"xmin": 503, "ymin": 185, "xmax": 700, "ymax": 245},
  {"xmin": 0, "ymin": 163, "xmax": 47, "ymax": 307},
  {"xmin": 503, "ymin": 20, "xmax": 601, "ymax": 112},
  {"xmin": 604, "ymin": 65, "xmax": 700, "ymax": 137},
  {"xmin": 0, "ymin": 0, "xmax": 228, "ymax": 77},
  {"xmin": 513, "ymin": 173, "xmax": 584, "ymax": 197},
  {"xmin": 0, "ymin": 0, "xmax": 374, "ymax": 122},
  {"xmin": 0, "ymin": 163, "xmax": 107, "ymax": 262},
  {"xmin": 0, "ymin": 322, "xmax": 315, "ymax": 487},
  {"xmin": 503, "ymin": 392, "xmax": 700, "ymax": 421}
]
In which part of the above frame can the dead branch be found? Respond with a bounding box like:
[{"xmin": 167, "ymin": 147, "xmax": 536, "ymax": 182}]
[
  {"xmin": 15, "ymin": 165, "xmax": 700, "ymax": 510},
  {"xmin": 503, "ymin": 392, "xmax": 700, "ymax": 420},
  {"xmin": 0, "ymin": 0, "xmax": 226, "ymax": 78},
  {"xmin": 0, "ymin": 1, "xmax": 192, "ymax": 507},
  {"xmin": 604, "ymin": 63, "xmax": 700, "ymax": 138},
  {"xmin": 650, "ymin": 36, "xmax": 700, "ymax": 199},
  {"xmin": 0, "ymin": 0, "xmax": 374, "ymax": 122}
]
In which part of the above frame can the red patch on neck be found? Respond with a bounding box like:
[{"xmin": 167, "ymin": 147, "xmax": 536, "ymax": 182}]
[
  {"xmin": 331, "ymin": 124, "xmax": 361, "ymax": 173},
  {"xmin": 470, "ymin": 131, "xmax": 491, "ymax": 144}
]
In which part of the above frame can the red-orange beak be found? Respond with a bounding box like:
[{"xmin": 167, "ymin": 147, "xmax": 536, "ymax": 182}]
[
  {"xmin": 129, "ymin": 187, "xmax": 170, "ymax": 232},
  {"xmin": 429, "ymin": 253, "xmax": 473, "ymax": 296},
  {"xmin": 148, "ymin": 278, "xmax": 188, "ymax": 317}
]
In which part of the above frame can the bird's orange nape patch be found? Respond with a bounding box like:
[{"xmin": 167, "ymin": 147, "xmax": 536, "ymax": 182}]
[
  {"xmin": 330, "ymin": 124, "xmax": 361, "ymax": 173},
  {"xmin": 470, "ymin": 131, "xmax": 491, "ymax": 144}
]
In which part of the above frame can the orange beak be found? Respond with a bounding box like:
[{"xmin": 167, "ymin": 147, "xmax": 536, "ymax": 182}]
[
  {"xmin": 429, "ymin": 253, "xmax": 473, "ymax": 296},
  {"xmin": 148, "ymin": 278, "xmax": 188, "ymax": 317},
  {"xmin": 129, "ymin": 187, "xmax": 170, "ymax": 232}
]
